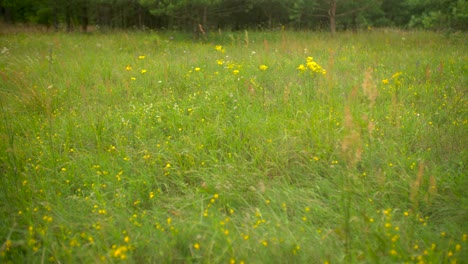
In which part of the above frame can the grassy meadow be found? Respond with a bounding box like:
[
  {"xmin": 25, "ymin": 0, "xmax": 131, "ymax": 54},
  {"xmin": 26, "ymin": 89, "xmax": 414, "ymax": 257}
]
[{"xmin": 0, "ymin": 29, "xmax": 467, "ymax": 263}]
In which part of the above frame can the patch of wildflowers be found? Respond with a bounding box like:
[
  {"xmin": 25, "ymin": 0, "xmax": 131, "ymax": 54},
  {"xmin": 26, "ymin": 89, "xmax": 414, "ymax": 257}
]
[
  {"xmin": 297, "ymin": 56, "xmax": 326, "ymax": 75},
  {"xmin": 391, "ymin": 72, "xmax": 402, "ymax": 79},
  {"xmin": 297, "ymin": 64, "xmax": 306, "ymax": 72},
  {"xmin": 215, "ymin": 45, "xmax": 225, "ymax": 53},
  {"xmin": 111, "ymin": 245, "xmax": 129, "ymax": 260}
]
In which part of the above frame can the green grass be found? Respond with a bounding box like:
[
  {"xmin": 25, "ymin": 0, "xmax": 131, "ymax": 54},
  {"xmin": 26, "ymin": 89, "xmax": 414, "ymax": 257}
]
[{"xmin": 0, "ymin": 29, "xmax": 467, "ymax": 263}]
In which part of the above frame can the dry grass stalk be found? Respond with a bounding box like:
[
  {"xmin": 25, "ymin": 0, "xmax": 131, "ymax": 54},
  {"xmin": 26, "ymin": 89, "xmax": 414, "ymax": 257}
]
[
  {"xmin": 410, "ymin": 161, "xmax": 425, "ymax": 212},
  {"xmin": 244, "ymin": 30, "xmax": 249, "ymax": 47},
  {"xmin": 326, "ymin": 49, "xmax": 335, "ymax": 92},
  {"xmin": 246, "ymin": 80, "xmax": 256, "ymax": 96},
  {"xmin": 426, "ymin": 175, "xmax": 437, "ymax": 205},
  {"xmin": 438, "ymin": 62, "xmax": 444, "ymax": 76},
  {"xmin": 21, "ymin": 85, "xmax": 52, "ymax": 117},
  {"xmin": 281, "ymin": 29, "xmax": 287, "ymax": 51},
  {"xmin": 341, "ymin": 105, "xmax": 362, "ymax": 168},
  {"xmin": 344, "ymin": 105, "xmax": 354, "ymax": 130},
  {"xmin": 263, "ymin": 39, "xmax": 269, "ymax": 53},
  {"xmin": 391, "ymin": 88, "xmax": 401, "ymax": 128},
  {"xmin": 361, "ymin": 68, "xmax": 378, "ymax": 138},
  {"xmin": 362, "ymin": 67, "xmax": 378, "ymax": 108},
  {"xmin": 367, "ymin": 119, "xmax": 375, "ymax": 138},
  {"xmin": 425, "ymin": 65, "xmax": 431, "ymax": 81},
  {"xmin": 362, "ymin": 114, "xmax": 375, "ymax": 139},
  {"xmin": 283, "ymin": 84, "xmax": 290, "ymax": 105}
]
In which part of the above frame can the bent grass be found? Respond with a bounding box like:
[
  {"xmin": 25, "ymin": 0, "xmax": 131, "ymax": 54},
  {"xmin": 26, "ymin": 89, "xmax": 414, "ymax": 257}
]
[{"xmin": 0, "ymin": 30, "xmax": 467, "ymax": 263}]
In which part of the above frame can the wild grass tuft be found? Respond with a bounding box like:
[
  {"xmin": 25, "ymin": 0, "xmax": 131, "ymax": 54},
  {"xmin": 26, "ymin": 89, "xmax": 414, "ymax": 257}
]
[{"xmin": 0, "ymin": 30, "xmax": 466, "ymax": 263}]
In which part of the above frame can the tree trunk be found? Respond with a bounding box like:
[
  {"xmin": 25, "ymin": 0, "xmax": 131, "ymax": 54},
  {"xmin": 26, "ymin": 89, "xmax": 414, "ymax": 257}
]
[
  {"xmin": 81, "ymin": 4, "xmax": 88, "ymax": 32},
  {"xmin": 52, "ymin": 3, "xmax": 59, "ymax": 31},
  {"xmin": 329, "ymin": 0, "xmax": 337, "ymax": 35},
  {"xmin": 202, "ymin": 6, "xmax": 207, "ymax": 30},
  {"xmin": 138, "ymin": 4, "xmax": 143, "ymax": 29},
  {"xmin": 65, "ymin": 4, "xmax": 72, "ymax": 32}
]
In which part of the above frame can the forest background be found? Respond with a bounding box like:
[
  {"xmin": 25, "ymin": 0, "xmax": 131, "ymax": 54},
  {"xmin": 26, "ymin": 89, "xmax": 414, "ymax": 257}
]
[{"xmin": 1, "ymin": 0, "xmax": 467, "ymax": 34}]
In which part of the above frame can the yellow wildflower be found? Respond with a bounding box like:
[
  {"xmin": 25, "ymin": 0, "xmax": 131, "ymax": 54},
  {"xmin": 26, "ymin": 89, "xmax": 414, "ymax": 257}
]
[
  {"xmin": 215, "ymin": 45, "xmax": 225, "ymax": 53},
  {"xmin": 392, "ymin": 72, "xmax": 402, "ymax": 79},
  {"xmin": 297, "ymin": 64, "xmax": 306, "ymax": 71},
  {"xmin": 112, "ymin": 245, "xmax": 129, "ymax": 260}
]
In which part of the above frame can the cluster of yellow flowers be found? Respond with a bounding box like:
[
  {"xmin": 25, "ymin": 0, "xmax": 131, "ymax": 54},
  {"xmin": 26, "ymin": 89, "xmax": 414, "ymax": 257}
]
[
  {"xmin": 214, "ymin": 45, "xmax": 244, "ymax": 75},
  {"xmin": 297, "ymin": 56, "xmax": 326, "ymax": 76},
  {"xmin": 259, "ymin": 64, "xmax": 268, "ymax": 71},
  {"xmin": 215, "ymin": 45, "xmax": 225, "ymax": 53},
  {"xmin": 382, "ymin": 71, "xmax": 403, "ymax": 85},
  {"xmin": 111, "ymin": 245, "xmax": 129, "ymax": 260},
  {"xmin": 126, "ymin": 45, "xmax": 326, "ymax": 84},
  {"xmin": 124, "ymin": 55, "xmax": 147, "ymax": 81}
]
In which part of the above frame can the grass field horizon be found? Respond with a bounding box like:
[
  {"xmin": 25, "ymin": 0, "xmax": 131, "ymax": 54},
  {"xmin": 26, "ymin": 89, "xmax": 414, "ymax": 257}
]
[{"xmin": 1, "ymin": 29, "xmax": 467, "ymax": 263}]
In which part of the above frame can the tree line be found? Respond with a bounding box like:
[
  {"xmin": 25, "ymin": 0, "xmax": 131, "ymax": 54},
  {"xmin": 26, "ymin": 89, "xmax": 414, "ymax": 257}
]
[{"xmin": 1, "ymin": 0, "xmax": 466, "ymax": 33}]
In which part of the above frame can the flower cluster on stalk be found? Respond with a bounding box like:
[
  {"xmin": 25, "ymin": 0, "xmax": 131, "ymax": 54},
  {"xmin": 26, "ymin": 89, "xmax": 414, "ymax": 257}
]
[{"xmin": 297, "ymin": 56, "xmax": 326, "ymax": 76}]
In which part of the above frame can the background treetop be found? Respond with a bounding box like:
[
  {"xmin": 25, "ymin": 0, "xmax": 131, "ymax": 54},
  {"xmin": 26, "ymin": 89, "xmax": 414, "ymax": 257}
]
[{"xmin": 0, "ymin": 0, "xmax": 466, "ymax": 32}]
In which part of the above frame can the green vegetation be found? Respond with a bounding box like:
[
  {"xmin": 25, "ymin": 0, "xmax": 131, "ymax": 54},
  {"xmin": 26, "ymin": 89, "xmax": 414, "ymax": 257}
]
[
  {"xmin": 2, "ymin": 0, "xmax": 467, "ymax": 32},
  {"xmin": 0, "ymin": 30, "xmax": 467, "ymax": 263}
]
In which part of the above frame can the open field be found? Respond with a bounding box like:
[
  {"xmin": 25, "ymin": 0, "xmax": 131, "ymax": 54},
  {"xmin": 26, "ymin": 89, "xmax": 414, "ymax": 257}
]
[{"xmin": 0, "ymin": 30, "xmax": 467, "ymax": 263}]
